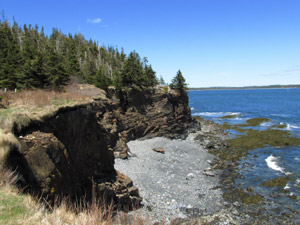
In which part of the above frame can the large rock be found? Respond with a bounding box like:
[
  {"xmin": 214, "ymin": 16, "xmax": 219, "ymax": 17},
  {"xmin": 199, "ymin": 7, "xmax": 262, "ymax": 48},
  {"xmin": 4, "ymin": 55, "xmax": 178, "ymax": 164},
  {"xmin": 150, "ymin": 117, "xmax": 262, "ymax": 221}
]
[{"xmin": 109, "ymin": 89, "xmax": 193, "ymax": 158}]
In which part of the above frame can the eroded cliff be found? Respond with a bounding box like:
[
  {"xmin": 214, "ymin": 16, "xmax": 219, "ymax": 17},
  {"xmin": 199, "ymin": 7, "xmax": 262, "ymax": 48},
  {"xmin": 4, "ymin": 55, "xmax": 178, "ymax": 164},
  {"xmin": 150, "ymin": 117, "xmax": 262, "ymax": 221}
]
[{"xmin": 1, "ymin": 86, "xmax": 193, "ymax": 210}]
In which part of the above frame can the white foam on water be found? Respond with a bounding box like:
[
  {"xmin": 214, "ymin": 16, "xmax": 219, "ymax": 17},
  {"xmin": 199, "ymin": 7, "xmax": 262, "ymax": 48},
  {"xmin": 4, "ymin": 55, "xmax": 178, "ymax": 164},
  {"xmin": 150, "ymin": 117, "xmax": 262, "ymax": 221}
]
[
  {"xmin": 233, "ymin": 117, "xmax": 243, "ymax": 121},
  {"xmin": 284, "ymin": 184, "xmax": 291, "ymax": 191},
  {"xmin": 285, "ymin": 123, "xmax": 300, "ymax": 131},
  {"xmin": 193, "ymin": 112, "xmax": 240, "ymax": 117},
  {"xmin": 265, "ymin": 155, "xmax": 285, "ymax": 174},
  {"xmin": 286, "ymin": 124, "xmax": 292, "ymax": 131},
  {"xmin": 295, "ymin": 158, "xmax": 300, "ymax": 162},
  {"xmin": 261, "ymin": 121, "xmax": 272, "ymax": 127}
]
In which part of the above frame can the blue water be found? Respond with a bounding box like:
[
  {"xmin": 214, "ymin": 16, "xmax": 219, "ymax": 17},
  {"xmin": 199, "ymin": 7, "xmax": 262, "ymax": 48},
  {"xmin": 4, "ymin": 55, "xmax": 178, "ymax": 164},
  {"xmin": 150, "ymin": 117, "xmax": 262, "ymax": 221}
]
[{"xmin": 188, "ymin": 89, "xmax": 300, "ymax": 218}]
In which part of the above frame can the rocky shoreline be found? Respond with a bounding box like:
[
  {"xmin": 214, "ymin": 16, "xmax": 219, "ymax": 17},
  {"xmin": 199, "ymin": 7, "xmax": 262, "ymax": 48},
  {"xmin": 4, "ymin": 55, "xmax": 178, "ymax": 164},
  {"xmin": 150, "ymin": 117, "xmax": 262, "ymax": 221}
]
[
  {"xmin": 116, "ymin": 117, "xmax": 299, "ymax": 224},
  {"xmin": 2, "ymin": 86, "xmax": 299, "ymax": 224},
  {"xmin": 115, "ymin": 137, "xmax": 224, "ymax": 223}
]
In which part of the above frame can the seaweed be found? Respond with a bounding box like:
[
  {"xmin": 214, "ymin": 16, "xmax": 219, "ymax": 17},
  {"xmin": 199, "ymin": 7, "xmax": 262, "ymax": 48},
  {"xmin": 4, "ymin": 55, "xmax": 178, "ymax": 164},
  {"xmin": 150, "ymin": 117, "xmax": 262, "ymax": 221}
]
[
  {"xmin": 259, "ymin": 177, "xmax": 289, "ymax": 189},
  {"xmin": 219, "ymin": 114, "xmax": 238, "ymax": 119}
]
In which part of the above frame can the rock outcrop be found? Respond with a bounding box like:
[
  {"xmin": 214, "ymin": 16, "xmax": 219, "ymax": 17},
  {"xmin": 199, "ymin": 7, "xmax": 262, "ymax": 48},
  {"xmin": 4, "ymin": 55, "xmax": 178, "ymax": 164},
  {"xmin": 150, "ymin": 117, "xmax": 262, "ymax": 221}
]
[{"xmin": 2, "ymin": 87, "xmax": 193, "ymax": 210}]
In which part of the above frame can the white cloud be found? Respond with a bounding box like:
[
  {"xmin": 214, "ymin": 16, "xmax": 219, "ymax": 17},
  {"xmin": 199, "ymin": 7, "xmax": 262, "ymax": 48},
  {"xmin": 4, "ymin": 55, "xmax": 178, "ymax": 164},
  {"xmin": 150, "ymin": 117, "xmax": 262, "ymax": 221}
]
[{"xmin": 87, "ymin": 18, "xmax": 102, "ymax": 24}]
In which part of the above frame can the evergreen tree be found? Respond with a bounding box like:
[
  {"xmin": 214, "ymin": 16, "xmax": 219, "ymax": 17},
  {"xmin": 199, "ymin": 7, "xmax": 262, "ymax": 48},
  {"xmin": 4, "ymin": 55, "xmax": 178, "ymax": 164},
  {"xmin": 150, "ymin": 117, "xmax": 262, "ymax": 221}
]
[
  {"xmin": 158, "ymin": 75, "xmax": 166, "ymax": 86},
  {"xmin": 0, "ymin": 16, "xmax": 158, "ymax": 91},
  {"xmin": 66, "ymin": 37, "xmax": 81, "ymax": 76},
  {"xmin": 94, "ymin": 67, "xmax": 111, "ymax": 91},
  {"xmin": 44, "ymin": 43, "xmax": 68, "ymax": 89},
  {"xmin": 170, "ymin": 70, "xmax": 188, "ymax": 94},
  {"xmin": 0, "ymin": 20, "xmax": 19, "ymax": 88},
  {"xmin": 144, "ymin": 65, "xmax": 158, "ymax": 87},
  {"xmin": 120, "ymin": 51, "xmax": 143, "ymax": 89}
]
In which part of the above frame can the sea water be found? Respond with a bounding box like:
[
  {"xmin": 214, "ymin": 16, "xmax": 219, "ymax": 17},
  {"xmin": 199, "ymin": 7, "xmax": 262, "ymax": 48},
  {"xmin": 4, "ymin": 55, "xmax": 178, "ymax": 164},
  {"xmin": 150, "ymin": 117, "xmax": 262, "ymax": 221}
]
[{"xmin": 189, "ymin": 88, "xmax": 300, "ymax": 219}]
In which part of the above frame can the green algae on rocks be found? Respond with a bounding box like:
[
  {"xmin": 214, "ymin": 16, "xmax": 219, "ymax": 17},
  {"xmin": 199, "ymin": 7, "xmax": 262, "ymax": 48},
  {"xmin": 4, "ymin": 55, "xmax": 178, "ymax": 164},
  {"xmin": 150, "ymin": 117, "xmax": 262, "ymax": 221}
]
[
  {"xmin": 213, "ymin": 117, "xmax": 300, "ymax": 163},
  {"xmin": 223, "ymin": 188, "xmax": 263, "ymax": 205},
  {"xmin": 218, "ymin": 114, "xmax": 239, "ymax": 119},
  {"xmin": 259, "ymin": 176, "xmax": 289, "ymax": 189}
]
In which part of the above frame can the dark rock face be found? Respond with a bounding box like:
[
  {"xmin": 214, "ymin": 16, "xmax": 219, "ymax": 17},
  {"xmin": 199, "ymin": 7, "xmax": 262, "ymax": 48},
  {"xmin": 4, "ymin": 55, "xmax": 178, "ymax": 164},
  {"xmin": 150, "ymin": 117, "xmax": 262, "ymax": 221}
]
[
  {"xmin": 5, "ymin": 89, "xmax": 192, "ymax": 210},
  {"xmin": 111, "ymin": 90, "xmax": 193, "ymax": 158}
]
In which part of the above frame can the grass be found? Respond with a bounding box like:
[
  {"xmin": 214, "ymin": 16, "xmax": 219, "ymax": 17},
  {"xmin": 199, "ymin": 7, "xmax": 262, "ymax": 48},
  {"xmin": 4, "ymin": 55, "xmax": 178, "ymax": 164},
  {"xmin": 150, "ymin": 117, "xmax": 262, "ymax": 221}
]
[
  {"xmin": 0, "ymin": 190, "xmax": 31, "ymax": 224},
  {"xmin": 0, "ymin": 163, "xmax": 221, "ymax": 224},
  {"xmin": 0, "ymin": 84, "xmax": 107, "ymax": 132},
  {"xmin": 0, "ymin": 164, "xmax": 139, "ymax": 225}
]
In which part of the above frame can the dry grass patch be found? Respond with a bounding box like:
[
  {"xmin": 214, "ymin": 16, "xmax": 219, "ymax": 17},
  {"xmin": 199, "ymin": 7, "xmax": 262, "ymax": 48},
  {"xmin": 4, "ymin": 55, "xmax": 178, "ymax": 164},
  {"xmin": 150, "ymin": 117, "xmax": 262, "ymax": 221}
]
[{"xmin": 0, "ymin": 84, "xmax": 107, "ymax": 132}]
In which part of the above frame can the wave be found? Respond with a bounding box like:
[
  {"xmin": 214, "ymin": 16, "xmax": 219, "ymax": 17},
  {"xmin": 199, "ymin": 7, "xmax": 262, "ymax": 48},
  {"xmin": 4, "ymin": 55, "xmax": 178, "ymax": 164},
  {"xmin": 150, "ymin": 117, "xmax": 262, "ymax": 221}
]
[
  {"xmin": 270, "ymin": 113, "xmax": 291, "ymax": 118},
  {"xmin": 192, "ymin": 112, "xmax": 240, "ymax": 117},
  {"xmin": 285, "ymin": 123, "xmax": 300, "ymax": 131},
  {"xmin": 265, "ymin": 155, "xmax": 285, "ymax": 174},
  {"xmin": 284, "ymin": 184, "xmax": 291, "ymax": 191},
  {"xmin": 191, "ymin": 107, "xmax": 195, "ymax": 111},
  {"xmin": 260, "ymin": 121, "xmax": 273, "ymax": 127},
  {"xmin": 295, "ymin": 158, "xmax": 300, "ymax": 162}
]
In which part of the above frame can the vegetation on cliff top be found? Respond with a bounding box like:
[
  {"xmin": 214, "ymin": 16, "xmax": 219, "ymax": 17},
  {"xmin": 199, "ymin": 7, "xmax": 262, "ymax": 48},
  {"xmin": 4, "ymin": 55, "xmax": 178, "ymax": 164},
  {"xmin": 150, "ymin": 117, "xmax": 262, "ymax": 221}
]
[
  {"xmin": 0, "ymin": 15, "xmax": 158, "ymax": 91},
  {"xmin": 0, "ymin": 14, "xmax": 188, "ymax": 95}
]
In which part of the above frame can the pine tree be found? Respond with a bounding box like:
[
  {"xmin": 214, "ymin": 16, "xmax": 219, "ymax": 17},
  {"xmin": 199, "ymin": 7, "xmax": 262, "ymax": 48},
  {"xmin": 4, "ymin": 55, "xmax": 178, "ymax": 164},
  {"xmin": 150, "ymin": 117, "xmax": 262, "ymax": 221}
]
[
  {"xmin": 44, "ymin": 42, "xmax": 68, "ymax": 89},
  {"xmin": 66, "ymin": 37, "xmax": 81, "ymax": 76},
  {"xmin": 170, "ymin": 70, "xmax": 188, "ymax": 94},
  {"xmin": 94, "ymin": 67, "xmax": 111, "ymax": 91},
  {"xmin": 120, "ymin": 51, "xmax": 143, "ymax": 89},
  {"xmin": 144, "ymin": 65, "xmax": 158, "ymax": 87},
  {"xmin": 158, "ymin": 75, "xmax": 166, "ymax": 86}
]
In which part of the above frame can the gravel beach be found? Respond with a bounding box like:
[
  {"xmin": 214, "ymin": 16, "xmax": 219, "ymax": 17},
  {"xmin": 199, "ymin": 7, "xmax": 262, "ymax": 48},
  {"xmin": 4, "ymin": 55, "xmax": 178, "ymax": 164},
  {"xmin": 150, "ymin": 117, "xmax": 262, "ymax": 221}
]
[{"xmin": 115, "ymin": 137, "xmax": 224, "ymax": 223}]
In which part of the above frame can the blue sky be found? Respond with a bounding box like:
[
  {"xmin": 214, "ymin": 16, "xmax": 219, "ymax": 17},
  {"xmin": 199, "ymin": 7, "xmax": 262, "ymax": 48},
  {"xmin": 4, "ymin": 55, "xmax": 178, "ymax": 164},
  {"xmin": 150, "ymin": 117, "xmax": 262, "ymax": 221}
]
[{"xmin": 1, "ymin": 0, "xmax": 300, "ymax": 87}]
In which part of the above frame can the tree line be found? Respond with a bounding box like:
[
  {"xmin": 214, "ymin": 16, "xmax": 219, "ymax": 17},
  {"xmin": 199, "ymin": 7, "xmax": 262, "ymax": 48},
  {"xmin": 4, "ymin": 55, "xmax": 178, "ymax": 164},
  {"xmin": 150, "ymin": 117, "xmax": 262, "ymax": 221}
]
[{"xmin": 0, "ymin": 15, "xmax": 187, "ymax": 94}]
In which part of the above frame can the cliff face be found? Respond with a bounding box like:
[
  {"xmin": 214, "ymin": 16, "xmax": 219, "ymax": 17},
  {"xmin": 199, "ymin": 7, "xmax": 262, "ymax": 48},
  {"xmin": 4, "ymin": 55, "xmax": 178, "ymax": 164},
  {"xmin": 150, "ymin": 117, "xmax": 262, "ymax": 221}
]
[{"xmin": 3, "ymin": 88, "xmax": 193, "ymax": 209}]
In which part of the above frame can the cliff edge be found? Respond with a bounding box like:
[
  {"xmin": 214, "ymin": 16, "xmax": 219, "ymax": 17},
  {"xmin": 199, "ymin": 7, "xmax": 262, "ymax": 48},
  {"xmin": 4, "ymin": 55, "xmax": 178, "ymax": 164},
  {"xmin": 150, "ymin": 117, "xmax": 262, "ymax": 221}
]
[{"xmin": 0, "ymin": 84, "xmax": 194, "ymax": 210}]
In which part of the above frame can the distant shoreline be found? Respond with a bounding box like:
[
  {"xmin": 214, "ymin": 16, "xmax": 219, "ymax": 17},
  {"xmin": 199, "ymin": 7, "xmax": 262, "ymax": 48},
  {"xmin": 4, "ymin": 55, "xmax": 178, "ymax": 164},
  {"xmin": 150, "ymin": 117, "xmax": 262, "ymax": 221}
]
[{"xmin": 188, "ymin": 84, "xmax": 300, "ymax": 91}]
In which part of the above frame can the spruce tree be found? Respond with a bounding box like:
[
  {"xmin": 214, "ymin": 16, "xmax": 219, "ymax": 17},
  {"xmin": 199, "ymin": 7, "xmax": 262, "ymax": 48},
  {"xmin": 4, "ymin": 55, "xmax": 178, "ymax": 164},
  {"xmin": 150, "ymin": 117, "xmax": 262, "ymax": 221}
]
[
  {"xmin": 144, "ymin": 65, "xmax": 158, "ymax": 87},
  {"xmin": 170, "ymin": 70, "xmax": 188, "ymax": 94},
  {"xmin": 120, "ymin": 51, "xmax": 143, "ymax": 89},
  {"xmin": 94, "ymin": 67, "xmax": 111, "ymax": 91}
]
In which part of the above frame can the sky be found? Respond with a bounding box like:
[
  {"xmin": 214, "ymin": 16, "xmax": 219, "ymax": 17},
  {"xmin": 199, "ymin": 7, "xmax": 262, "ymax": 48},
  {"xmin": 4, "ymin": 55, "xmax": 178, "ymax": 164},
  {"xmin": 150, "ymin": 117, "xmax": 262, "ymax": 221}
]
[{"xmin": 1, "ymin": 0, "xmax": 300, "ymax": 87}]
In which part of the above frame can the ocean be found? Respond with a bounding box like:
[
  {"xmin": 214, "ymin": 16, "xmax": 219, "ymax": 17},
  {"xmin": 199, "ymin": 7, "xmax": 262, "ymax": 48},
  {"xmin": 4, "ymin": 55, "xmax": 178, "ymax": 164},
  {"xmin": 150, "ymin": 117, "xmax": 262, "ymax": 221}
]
[{"xmin": 188, "ymin": 88, "xmax": 300, "ymax": 220}]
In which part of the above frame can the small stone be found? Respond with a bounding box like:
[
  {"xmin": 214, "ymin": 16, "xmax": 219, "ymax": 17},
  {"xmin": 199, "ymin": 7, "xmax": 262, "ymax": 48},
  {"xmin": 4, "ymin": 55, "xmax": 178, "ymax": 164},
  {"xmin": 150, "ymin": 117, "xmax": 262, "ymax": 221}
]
[
  {"xmin": 233, "ymin": 201, "xmax": 241, "ymax": 207},
  {"xmin": 186, "ymin": 173, "xmax": 194, "ymax": 179},
  {"xmin": 232, "ymin": 209, "xmax": 240, "ymax": 216},
  {"xmin": 152, "ymin": 147, "xmax": 165, "ymax": 154},
  {"xmin": 207, "ymin": 159, "xmax": 213, "ymax": 165},
  {"xmin": 203, "ymin": 170, "xmax": 215, "ymax": 177}
]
